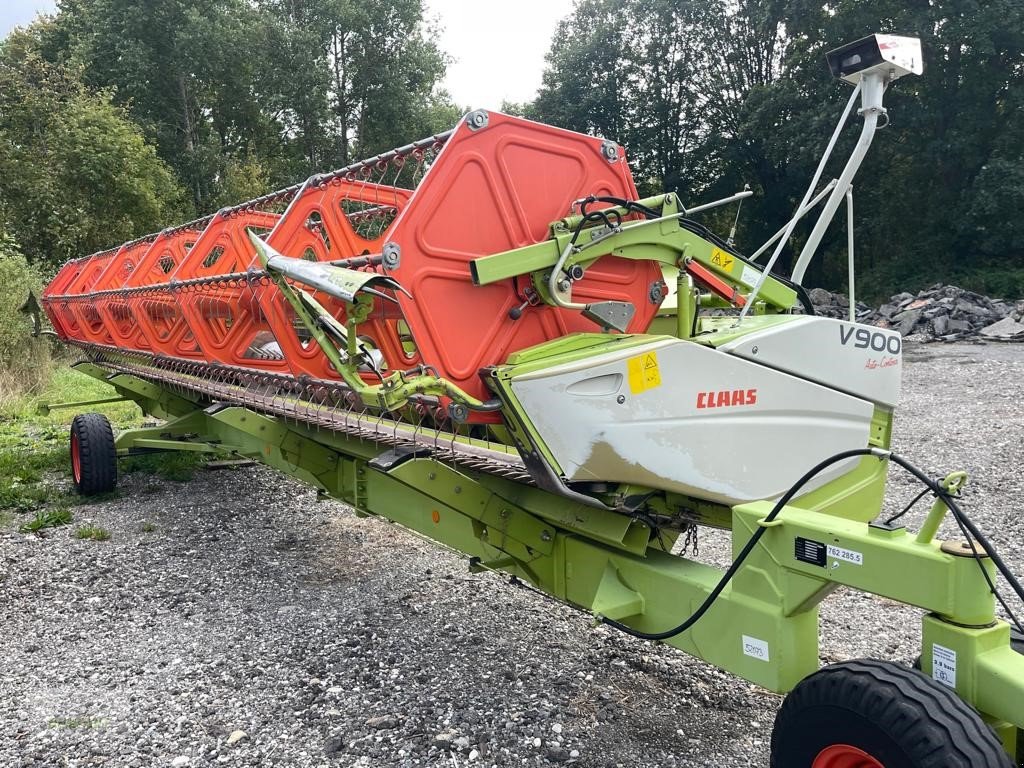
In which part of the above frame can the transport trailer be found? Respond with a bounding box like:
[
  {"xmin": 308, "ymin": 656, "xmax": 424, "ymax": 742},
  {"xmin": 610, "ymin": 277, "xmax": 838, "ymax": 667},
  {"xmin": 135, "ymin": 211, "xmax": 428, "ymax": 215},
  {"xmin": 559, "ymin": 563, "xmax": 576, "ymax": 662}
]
[{"xmin": 41, "ymin": 34, "xmax": 1024, "ymax": 767}]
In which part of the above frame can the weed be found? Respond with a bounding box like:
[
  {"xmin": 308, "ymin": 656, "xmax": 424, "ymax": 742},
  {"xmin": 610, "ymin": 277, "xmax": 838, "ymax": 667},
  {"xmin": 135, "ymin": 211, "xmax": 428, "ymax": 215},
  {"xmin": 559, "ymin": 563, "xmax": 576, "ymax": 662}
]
[
  {"xmin": 0, "ymin": 366, "xmax": 144, "ymax": 511},
  {"xmin": 123, "ymin": 450, "xmax": 205, "ymax": 482},
  {"xmin": 72, "ymin": 524, "xmax": 111, "ymax": 541},
  {"xmin": 140, "ymin": 520, "xmax": 156, "ymax": 532},
  {"xmin": 20, "ymin": 506, "xmax": 72, "ymax": 533}
]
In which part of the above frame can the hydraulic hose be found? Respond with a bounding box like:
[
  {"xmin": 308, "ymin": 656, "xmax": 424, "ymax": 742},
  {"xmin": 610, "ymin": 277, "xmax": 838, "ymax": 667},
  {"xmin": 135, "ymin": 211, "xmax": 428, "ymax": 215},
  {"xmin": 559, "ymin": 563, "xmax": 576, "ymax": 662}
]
[
  {"xmin": 602, "ymin": 447, "xmax": 886, "ymax": 640},
  {"xmin": 602, "ymin": 447, "xmax": 1024, "ymax": 641}
]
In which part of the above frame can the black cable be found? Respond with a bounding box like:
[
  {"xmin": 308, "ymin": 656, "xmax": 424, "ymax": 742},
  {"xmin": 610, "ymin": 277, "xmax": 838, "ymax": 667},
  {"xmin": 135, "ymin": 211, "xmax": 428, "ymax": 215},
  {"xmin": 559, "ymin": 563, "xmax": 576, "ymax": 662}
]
[
  {"xmin": 884, "ymin": 486, "xmax": 932, "ymax": 527},
  {"xmin": 947, "ymin": 502, "xmax": 1024, "ymax": 634},
  {"xmin": 578, "ymin": 195, "xmax": 660, "ymax": 220},
  {"xmin": 886, "ymin": 454, "xmax": 1024, "ymax": 634},
  {"xmin": 602, "ymin": 448, "xmax": 1024, "ymax": 641},
  {"xmin": 602, "ymin": 447, "xmax": 883, "ymax": 640}
]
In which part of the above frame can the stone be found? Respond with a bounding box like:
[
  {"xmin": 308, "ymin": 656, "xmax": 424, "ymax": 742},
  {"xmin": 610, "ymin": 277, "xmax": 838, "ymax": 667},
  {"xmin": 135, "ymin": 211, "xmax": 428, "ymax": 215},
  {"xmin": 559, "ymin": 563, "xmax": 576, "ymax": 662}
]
[
  {"xmin": 808, "ymin": 287, "xmax": 832, "ymax": 305},
  {"xmin": 323, "ymin": 735, "xmax": 345, "ymax": 757},
  {"xmin": 980, "ymin": 316, "xmax": 1024, "ymax": 340},
  {"xmin": 171, "ymin": 759, "xmax": 190, "ymax": 768},
  {"xmin": 226, "ymin": 730, "xmax": 247, "ymax": 746},
  {"xmin": 896, "ymin": 309, "xmax": 923, "ymax": 336},
  {"xmin": 546, "ymin": 745, "xmax": 570, "ymax": 762}
]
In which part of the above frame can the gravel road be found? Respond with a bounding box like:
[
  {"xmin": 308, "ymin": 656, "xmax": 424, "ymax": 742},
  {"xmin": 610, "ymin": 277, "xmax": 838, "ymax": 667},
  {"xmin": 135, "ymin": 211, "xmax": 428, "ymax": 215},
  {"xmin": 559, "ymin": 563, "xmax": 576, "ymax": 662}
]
[{"xmin": 1, "ymin": 341, "xmax": 1022, "ymax": 768}]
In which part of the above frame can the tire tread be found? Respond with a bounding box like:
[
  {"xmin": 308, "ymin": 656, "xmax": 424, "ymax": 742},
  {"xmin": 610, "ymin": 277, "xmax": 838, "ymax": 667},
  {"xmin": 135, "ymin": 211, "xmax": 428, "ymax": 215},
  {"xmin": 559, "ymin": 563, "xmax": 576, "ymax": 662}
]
[
  {"xmin": 771, "ymin": 658, "xmax": 1013, "ymax": 768},
  {"xmin": 71, "ymin": 413, "xmax": 117, "ymax": 495}
]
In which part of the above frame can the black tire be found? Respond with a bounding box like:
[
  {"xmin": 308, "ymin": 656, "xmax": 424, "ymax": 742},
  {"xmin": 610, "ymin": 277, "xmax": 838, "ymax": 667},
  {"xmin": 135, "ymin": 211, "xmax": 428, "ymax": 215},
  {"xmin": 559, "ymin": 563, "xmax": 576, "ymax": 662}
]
[
  {"xmin": 771, "ymin": 659, "xmax": 1013, "ymax": 768},
  {"xmin": 70, "ymin": 413, "xmax": 117, "ymax": 495}
]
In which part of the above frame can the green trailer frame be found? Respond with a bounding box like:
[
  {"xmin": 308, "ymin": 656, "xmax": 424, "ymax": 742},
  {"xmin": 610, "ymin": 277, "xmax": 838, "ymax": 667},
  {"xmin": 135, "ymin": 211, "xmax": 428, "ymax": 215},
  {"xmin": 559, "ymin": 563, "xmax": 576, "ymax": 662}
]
[{"xmin": 69, "ymin": 354, "xmax": 1024, "ymax": 761}]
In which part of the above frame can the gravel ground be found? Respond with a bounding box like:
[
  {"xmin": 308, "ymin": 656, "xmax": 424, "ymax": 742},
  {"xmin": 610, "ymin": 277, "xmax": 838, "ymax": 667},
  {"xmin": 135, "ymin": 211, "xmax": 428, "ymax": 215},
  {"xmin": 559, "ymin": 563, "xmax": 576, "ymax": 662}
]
[{"xmin": 1, "ymin": 341, "xmax": 1022, "ymax": 768}]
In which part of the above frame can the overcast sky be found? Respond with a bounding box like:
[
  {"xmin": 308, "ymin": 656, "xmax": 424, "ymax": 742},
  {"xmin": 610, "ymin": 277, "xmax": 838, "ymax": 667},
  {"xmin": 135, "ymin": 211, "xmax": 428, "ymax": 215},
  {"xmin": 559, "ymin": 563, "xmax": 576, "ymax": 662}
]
[{"xmin": 0, "ymin": 0, "xmax": 575, "ymax": 108}]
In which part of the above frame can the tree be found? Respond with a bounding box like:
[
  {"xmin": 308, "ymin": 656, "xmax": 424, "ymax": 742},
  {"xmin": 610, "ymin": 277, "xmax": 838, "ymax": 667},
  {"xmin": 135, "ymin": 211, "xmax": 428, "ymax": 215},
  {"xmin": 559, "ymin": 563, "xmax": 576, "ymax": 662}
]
[
  {"xmin": 40, "ymin": 0, "xmax": 459, "ymax": 211},
  {"xmin": 0, "ymin": 25, "xmax": 185, "ymax": 270},
  {"xmin": 530, "ymin": 0, "xmax": 1024, "ymax": 297},
  {"xmin": 258, "ymin": 0, "xmax": 459, "ymax": 167}
]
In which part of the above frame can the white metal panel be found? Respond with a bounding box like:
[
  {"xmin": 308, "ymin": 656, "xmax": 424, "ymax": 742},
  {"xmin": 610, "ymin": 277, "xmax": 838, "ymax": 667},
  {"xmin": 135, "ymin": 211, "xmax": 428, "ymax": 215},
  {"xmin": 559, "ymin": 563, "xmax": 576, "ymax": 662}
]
[
  {"xmin": 511, "ymin": 338, "xmax": 875, "ymax": 505},
  {"xmin": 718, "ymin": 316, "xmax": 902, "ymax": 407}
]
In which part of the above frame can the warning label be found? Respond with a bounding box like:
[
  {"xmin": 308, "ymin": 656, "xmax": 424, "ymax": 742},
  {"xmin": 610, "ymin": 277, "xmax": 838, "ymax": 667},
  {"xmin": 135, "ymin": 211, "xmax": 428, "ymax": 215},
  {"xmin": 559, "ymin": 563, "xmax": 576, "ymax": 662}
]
[
  {"xmin": 932, "ymin": 644, "xmax": 957, "ymax": 689},
  {"xmin": 627, "ymin": 351, "xmax": 662, "ymax": 394},
  {"xmin": 710, "ymin": 247, "xmax": 735, "ymax": 272}
]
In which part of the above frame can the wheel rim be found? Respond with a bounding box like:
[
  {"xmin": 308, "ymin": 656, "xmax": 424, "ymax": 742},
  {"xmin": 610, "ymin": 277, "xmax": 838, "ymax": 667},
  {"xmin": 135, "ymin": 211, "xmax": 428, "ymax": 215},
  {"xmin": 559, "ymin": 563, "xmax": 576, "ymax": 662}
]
[
  {"xmin": 812, "ymin": 744, "xmax": 885, "ymax": 768},
  {"xmin": 71, "ymin": 432, "xmax": 81, "ymax": 484}
]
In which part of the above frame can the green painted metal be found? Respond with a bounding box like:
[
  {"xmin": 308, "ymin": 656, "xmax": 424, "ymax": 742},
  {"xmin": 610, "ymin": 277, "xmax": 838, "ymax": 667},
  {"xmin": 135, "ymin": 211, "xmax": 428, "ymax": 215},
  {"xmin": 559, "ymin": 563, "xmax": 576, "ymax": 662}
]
[
  {"xmin": 921, "ymin": 616, "xmax": 1024, "ymax": 753},
  {"xmin": 252, "ymin": 231, "xmax": 496, "ymax": 416},
  {"xmin": 66, "ymin": 347, "xmax": 1024, "ymax": 759},
  {"xmin": 470, "ymin": 195, "xmax": 797, "ymax": 314},
  {"xmin": 916, "ymin": 471, "xmax": 969, "ymax": 544},
  {"xmin": 37, "ymin": 395, "xmax": 130, "ymax": 415}
]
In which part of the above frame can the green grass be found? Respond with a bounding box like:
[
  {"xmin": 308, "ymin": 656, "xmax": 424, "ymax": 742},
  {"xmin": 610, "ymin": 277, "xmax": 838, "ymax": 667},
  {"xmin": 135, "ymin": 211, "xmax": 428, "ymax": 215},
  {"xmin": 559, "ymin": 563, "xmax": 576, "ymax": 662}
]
[
  {"xmin": 0, "ymin": 362, "xmax": 211, "ymax": 521},
  {"xmin": 122, "ymin": 450, "xmax": 206, "ymax": 482},
  {"xmin": 0, "ymin": 363, "xmax": 143, "ymax": 514},
  {"xmin": 72, "ymin": 523, "xmax": 111, "ymax": 541},
  {"xmin": 19, "ymin": 506, "xmax": 72, "ymax": 533}
]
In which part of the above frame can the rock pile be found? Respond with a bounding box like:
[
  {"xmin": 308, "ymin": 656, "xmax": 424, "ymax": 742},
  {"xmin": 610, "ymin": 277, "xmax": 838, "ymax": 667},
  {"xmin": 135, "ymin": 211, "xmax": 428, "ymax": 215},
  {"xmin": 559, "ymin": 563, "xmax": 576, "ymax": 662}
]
[{"xmin": 807, "ymin": 284, "xmax": 1024, "ymax": 342}]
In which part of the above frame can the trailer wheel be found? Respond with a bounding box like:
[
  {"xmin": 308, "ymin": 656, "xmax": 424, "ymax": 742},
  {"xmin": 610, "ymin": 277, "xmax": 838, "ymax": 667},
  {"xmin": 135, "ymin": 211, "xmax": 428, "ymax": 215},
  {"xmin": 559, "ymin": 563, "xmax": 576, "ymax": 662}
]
[
  {"xmin": 70, "ymin": 413, "xmax": 117, "ymax": 496},
  {"xmin": 770, "ymin": 659, "xmax": 1013, "ymax": 768}
]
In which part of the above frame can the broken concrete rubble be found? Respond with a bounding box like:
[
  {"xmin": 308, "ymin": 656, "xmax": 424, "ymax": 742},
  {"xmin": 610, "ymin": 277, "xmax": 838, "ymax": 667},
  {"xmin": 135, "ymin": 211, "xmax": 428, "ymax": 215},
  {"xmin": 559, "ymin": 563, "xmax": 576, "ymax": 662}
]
[{"xmin": 807, "ymin": 284, "xmax": 1024, "ymax": 342}]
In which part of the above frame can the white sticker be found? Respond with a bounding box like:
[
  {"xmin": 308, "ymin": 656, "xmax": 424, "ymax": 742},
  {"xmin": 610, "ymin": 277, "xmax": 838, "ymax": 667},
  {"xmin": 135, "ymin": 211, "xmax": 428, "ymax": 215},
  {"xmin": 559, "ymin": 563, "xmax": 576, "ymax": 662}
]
[
  {"xmin": 742, "ymin": 635, "xmax": 770, "ymax": 662},
  {"xmin": 932, "ymin": 644, "xmax": 957, "ymax": 688},
  {"xmin": 827, "ymin": 544, "xmax": 863, "ymax": 566},
  {"xmin": 740, "ymin": 264, "xmax": 761, "ymax": 288}
]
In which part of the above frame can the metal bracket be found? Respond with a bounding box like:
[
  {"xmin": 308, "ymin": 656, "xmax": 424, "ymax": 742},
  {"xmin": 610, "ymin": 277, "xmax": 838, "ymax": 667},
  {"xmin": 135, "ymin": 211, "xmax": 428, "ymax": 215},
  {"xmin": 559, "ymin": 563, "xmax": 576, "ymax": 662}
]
[
  {"xmin": 466, "ymin": 110, "xmax": 489, "ymax": 132},
  {"xmin": 382, "ymin": 242, "xmax": 401, "ymax": 270},
  {"xmin": 368, "ymin": 445, "xmax": 433, "ymax": 472},
  {"xmin": 582, "ymin": 301, "xmax": 635, "ymax": 333},
  {"xmin": 600, "ymin": 141, "xmax": 619, "ymax": 162}
]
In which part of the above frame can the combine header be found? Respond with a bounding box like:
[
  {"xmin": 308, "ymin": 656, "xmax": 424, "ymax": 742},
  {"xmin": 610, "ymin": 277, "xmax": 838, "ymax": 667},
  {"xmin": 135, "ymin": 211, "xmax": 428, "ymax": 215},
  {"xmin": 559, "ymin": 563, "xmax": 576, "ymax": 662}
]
[{"xmin": 41, "ymin": 35, "xmax": 1024, "ymax": 766}]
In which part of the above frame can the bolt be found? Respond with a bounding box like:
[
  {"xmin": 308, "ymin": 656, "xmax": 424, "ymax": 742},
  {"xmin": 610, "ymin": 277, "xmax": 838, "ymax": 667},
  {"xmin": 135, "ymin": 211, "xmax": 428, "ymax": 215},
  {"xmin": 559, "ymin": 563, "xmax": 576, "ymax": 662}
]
[
  {"xmin": 454, "ymin": 485, "xmax": 461, "ymax": 494},
  {"xmin": 751, "ymin": 345, "xmax": 759, "ymax": 355},
  {"xmin": 428, "ymin": 472, "xmax": 436, "ymax": 480},
  {"xmin": 500, "ymin": 509, "xmax": 511, "ymax": 518},
  {"xmin": 541, "ymin": 530, "xmax": 552, "ymax": 542},
  {"xmin": 616, "ymin": 394, "xmax": 626, "ymax": 404},
  {"xmin": 557, "ymin": 279, "xmax": 570, "ymax": 292}
]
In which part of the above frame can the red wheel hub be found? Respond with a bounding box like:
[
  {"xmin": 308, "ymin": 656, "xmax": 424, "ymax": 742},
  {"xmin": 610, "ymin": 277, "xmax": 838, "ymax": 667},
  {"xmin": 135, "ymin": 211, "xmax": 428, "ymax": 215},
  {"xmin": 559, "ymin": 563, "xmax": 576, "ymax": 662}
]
[
  {"xmin": 71, "ymin": 432, "xmax": 81, "ymax": 484},
  {"xmin": 811, "ymin": 745, "xmax": 884, "ymax": 768},
  {"xmin": 813, "ymin": 745, "xmax": 884, "ymax": 768}
]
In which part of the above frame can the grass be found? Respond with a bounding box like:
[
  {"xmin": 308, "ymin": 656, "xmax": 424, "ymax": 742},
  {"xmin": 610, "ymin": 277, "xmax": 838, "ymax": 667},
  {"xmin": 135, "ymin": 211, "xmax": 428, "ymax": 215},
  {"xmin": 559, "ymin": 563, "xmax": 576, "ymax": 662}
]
[
  {"xmin": 0, "ymin": 360, "xmax": 214, "ymax": 528},
  {"xmin": 19, "ymin": 506, "xmax": 72, "ymax": 533},
  {"xmin": 122, "ymin": 449, "xmax": 206, "ymax": 482},
  {"xmin": 73, "ymin": 523, "xmax": 111, "ymax": 541},
  {"xmin": 0, "ymin": 364, "xmax": 142, "ymax": 516}
]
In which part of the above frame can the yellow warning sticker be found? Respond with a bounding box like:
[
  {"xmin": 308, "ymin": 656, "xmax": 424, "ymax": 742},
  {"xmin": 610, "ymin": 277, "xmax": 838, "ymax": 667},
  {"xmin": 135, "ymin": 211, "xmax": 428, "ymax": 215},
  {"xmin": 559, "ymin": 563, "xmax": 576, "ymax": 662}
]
[
  {"xmin": 710, "ymin": 247, "xmax": 735, "ymax": 272},
  {"xmin": 627, "ymin": 351, "xmax": 662, "ymax": 394}
]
